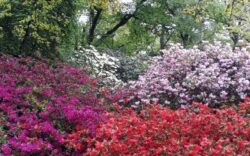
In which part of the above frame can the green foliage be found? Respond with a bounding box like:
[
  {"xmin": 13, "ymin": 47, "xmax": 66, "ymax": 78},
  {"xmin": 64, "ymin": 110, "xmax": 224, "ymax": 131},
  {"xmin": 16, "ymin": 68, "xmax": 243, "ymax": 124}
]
[
  {"xmin": 88, "ymin": 0, "xmax": 120, "ymax": 11},
  {"xmin": 0, "ymin": 0, "xmax": 80, "ymax": 57},
  {"xmin": 223, "ymin": 0, "xmax": 250, "ymax": 46},
  {"xmin": 89, "ymin": 0, "xmax": 228, "ymax": 51},
  {"xmin": 0, "ymin": 114, "xmax": 7, "ymax": 145},
  {"xmin": 0, "ymin": 0, "xmax": 248, "ymax": 57}
]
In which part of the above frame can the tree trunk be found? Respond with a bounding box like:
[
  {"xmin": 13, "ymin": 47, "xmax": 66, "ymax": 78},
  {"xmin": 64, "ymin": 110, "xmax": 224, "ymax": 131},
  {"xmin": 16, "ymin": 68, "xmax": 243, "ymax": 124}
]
[
  {"xmin": 231, "ymin": 32, "xmax": 239, "ymax": 50},
  {"xmin": 87, "ymin": 8, "xmax": 102, "ymax": 45},
  {"xmin": 19, "ymin": 20, "xmax": 32, "ymax": 55},
  {"xmin": 180, "ymin": 33, "xmax": 190, "ymax": 48},
  {"xmin": 160, "ymin": 27, "xmax": 172, "ymax": 49}
]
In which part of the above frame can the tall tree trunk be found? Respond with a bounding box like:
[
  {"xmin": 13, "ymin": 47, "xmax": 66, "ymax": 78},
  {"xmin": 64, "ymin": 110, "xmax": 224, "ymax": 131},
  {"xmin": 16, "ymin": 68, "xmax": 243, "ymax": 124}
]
[
  {"xmin": 180, "ymin": 32, "xmax": 190, "ymax": 48},
  {"xmin": 19, "ymin": 20, "xmax": 32, "ymax": 55},
  {"xmin": 50, "ymin": 40, "xmax": 58, "ymax": 58},
  {"xmin": 160, "ymin": 27, "xmax": 172, "ymax": 49},
  {"xmin": 231, "ymin": 32, "xmax": 239, "ymax": 50},
  {"xmin": 87, "ymin": 8, "xmax": 102, "ymax": 45},
  {"xmin": 160, "ymin": 30, "xmax": 166, "ymax": 49}
]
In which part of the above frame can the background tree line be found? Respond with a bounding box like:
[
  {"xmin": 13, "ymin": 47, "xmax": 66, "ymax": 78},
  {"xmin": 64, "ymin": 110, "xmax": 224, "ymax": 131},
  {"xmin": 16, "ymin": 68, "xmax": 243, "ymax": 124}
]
[{"xmin": 0, "ymin": 0, "xmax": 249, "ymax": 57}]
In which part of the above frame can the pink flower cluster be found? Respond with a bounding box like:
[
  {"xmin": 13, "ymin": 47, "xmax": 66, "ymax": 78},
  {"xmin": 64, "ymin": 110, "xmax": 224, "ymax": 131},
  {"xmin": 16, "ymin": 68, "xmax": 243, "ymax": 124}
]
[
  {"xmin": 0, "ymin": 55, "xmax": 106, "ymax": 155},
  {"xmin": 129, "ymin": 43, "xmax": 250, "ymax": 108}
]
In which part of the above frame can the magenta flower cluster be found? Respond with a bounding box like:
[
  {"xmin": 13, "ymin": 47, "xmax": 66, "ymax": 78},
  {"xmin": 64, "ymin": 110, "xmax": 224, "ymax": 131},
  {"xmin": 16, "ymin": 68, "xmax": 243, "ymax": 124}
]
[
  {"xmin": 0, "ymin": 55, "xmax": 106, "ymax": 155},
  {"xmin": 130, "ymin": 43, "xmax": 250, "ymax": 108}
]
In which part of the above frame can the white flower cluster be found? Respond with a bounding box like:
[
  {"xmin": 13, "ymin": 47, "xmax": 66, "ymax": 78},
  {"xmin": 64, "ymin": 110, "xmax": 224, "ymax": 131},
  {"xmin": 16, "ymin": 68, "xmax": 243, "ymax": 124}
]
[{"xmin": 68, "ymin": 46, "xmax": 123, "ymax": 87}]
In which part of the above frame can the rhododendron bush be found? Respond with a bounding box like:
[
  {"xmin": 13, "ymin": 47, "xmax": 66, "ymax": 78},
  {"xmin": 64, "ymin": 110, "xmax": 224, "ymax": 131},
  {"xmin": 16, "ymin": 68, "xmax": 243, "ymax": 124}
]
[
  {"xmin": 130, "ymin": 43, "xmax": 250, "ymax": 108},
  {"xmin": 0, "ymin": 54, "xmax": 106, "ymax": 155},
  {"xmin": 86, "ymin": 100, "xmax": 250, "ymax": 155}
]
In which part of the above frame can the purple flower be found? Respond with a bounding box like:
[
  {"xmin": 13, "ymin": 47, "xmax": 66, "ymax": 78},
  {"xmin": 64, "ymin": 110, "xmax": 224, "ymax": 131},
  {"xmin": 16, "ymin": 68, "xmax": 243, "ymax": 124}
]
[
  {"xmin": 1, "ymin": 144, "xmax": 11, "ymax": 155},
  {"xmin": 0, "ymin": 54, "xmax": 107, "ymax": 155}
]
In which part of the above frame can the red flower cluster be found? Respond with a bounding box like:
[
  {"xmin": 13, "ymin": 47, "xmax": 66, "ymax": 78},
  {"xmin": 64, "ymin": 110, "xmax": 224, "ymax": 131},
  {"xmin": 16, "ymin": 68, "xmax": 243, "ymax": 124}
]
[
  {"xmin": 63, "ymin": 126, "xmax": 90, "ymax": 153},
  {"xmin": 86, "ymin": 101, "xmax": 250, "ymax": 155}
]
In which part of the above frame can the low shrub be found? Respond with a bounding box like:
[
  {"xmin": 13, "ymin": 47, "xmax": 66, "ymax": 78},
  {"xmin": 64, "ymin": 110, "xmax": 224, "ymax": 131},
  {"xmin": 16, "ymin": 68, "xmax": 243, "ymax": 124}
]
[
  {"xmin": 129, "ymin": 43, "xmax": 250, "ymax": 108},
  {"xmin": 86, "ymin": 100, "xmax": 250, "ymax": 155},
  {"xmin": 0, "ymin": 55, "xmax": 106, "ymax": 155}
]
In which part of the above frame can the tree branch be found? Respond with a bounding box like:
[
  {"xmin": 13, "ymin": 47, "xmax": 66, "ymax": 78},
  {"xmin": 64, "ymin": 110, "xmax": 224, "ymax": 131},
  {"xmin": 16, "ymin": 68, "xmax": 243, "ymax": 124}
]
[
  {"xmin": 99, "ymin": 0, "xmax": 148, "ymax": 40},
  {"xmin": 103, "ymin": 14, "xmax": 134, "ymax": 37}
]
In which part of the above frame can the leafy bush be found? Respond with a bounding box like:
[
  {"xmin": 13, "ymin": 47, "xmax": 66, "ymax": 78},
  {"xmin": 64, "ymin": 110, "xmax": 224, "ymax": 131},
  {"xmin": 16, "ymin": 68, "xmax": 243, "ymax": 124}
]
[
  {"xmin": 0, "ymin": 54, "xmax": 106, "ymax": 155},
  {"xmin": 106, "ymin": 50, "xmax": 150, "ymax": 83},
  {"xmin": 86, "ymin": 100, "xmax": 250, "ymax": 155},
  {"xmin": 129, "ymin": 43, "xmax": 250, "ymax": 108}
]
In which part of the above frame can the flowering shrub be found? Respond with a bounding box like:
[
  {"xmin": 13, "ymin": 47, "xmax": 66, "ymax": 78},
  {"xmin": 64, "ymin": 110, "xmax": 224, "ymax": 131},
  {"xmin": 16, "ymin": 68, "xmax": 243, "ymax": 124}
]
[
  {"xmin": 86, "ymin": 100, "xmax": 250, "ymax": 155},
  {"xmin": 68, "ymin": 47, "xmax": 151, "ymax": 87},
  {"xmin": 0, "ymin": 54, "xmax": 106, "ymax": 155},
  {"xmin": 68, "ymin": 46, "xmax": 123, "ymax": 87},
  {"xmin": 130, "ymin": 43, "xmax": 250, "ymax": 108}
]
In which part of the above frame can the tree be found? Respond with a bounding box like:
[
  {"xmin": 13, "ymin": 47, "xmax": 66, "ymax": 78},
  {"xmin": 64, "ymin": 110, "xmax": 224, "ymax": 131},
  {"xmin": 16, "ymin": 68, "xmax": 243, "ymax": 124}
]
[
  {"xmin": 222, "ymin": 0, "xmax": 250, "ymax": 49},
  {"xmin": 81, "ymin": 0, "xmax": 148, "ymax": 47},
  {"xmin": 132, "ymin": 0, "xmax": 224, "ymax": 48},
  {"xmin": 80, "ymin": 0, "xmax": 247, "ymax": 53},
  {"xmin": 0, "ymin": 0, "xmax": 80, "ymax": 57}
]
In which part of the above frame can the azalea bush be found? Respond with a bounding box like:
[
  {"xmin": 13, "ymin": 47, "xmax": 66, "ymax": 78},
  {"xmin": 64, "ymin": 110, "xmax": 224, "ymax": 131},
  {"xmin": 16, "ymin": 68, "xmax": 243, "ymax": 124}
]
[
  {"xmin": 129, "ymin": 43, "xmax": 250, "ymax": 108},
  {"xmin": 68, "ymin": 46, "xmax": 123, "ymax": 87},
  {"xmin": 0, "ymin": 54, "xmax": 106, "ymax": 155},
  {"xmin": 68, "ymin": 47, "xmax": 151, "ymax": 87},
  {"xmin": 86, "ymin": 100, "xmax": 250, "ymax": 155}
]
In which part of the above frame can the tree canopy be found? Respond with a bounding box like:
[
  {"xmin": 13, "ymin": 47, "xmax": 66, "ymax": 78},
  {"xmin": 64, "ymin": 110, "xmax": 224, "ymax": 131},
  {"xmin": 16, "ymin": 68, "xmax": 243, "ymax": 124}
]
[{"xmin": 0, "ymin": 0, "xmax": 249, "ymax": 56}]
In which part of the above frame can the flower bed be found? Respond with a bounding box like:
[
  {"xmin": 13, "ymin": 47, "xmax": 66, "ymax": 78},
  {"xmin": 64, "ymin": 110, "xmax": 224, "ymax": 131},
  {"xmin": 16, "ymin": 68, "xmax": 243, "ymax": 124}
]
[
  {"xmin": 86, "ymin": 100, "xmax": 250, "ymax": 155},
  {"xmin": 1, "ymin": 46, "xmax": 250, "ymax": 155}
]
